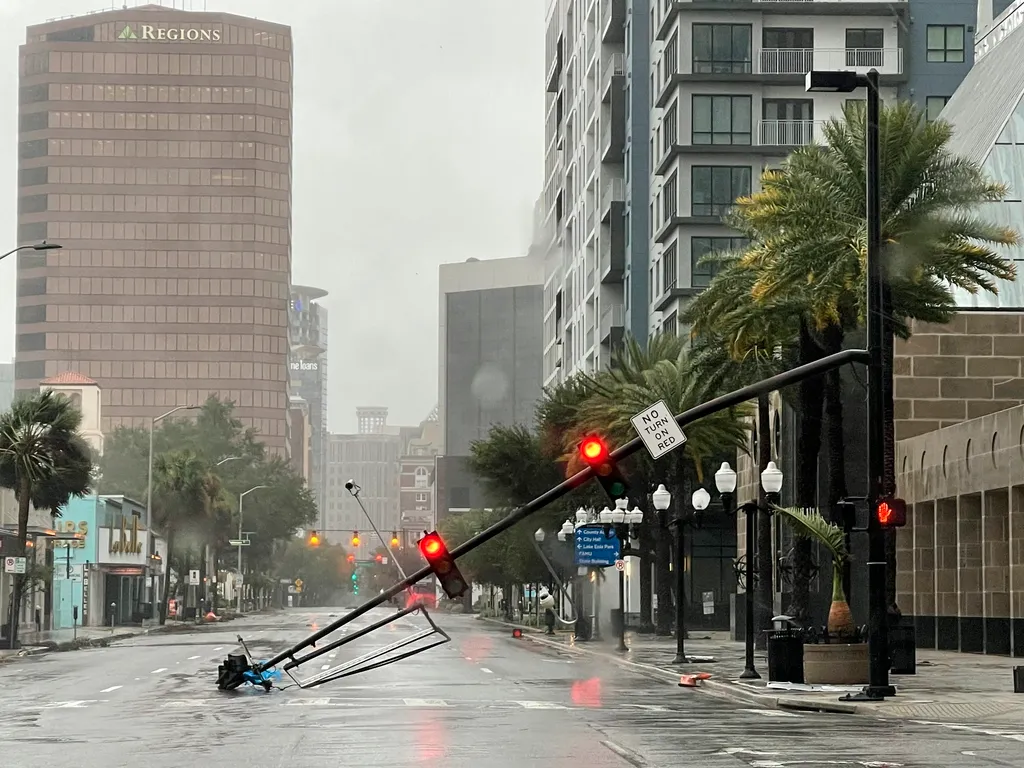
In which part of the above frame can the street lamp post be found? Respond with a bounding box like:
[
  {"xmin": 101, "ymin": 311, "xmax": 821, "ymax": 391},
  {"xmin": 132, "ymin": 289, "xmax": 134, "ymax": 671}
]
[
  {"xmin": 147, "ymin": 404, "xmax": 199, "ymax": 623},
  {"xmin": 237, "ymin": 485, "xmax": 270, "ymax": 613},
  {"xmin": 598, "ymin": 500, "xmax": 643, "ymax": 652},
  {"xmin": 806, "ymin": 67, "xmax": 892, "ymax": 701},
  {"xmin": 0, "ymin": 241, "xmax": 61, "ymax": 262}
]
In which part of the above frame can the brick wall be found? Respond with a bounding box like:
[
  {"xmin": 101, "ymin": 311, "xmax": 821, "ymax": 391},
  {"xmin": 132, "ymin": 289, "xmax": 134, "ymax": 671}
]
[{"xmin": 894, "ymin": 313, "xmax": 1024, "ymax": 440}]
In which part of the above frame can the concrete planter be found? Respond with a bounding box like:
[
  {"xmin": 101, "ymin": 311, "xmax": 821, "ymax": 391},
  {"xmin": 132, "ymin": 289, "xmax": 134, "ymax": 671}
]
[{"xmin": 803, "ymin": 642, "xmax": 869, "ymax": 685}]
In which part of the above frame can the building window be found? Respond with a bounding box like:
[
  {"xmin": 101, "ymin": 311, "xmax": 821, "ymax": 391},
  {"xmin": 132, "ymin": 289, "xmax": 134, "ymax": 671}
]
[
  {"xmin": 761, "ymin": 28, "xmax": 814, "ymax": 74},
  {"xmin": 414, "ymin": 466, "xmax": 429, "ymax": 489},
  {"xmin": 415, "ymin": 492, "xmax": 428, "ymax": 503},
  {"xmin": 691, "ymin": 166, "xmax": 752, "ymax": 217},
  {"xmin": 662, "ymin": 172, "xmax": 678, "ymax": 220},
  {"xmin": 845, "ymin": 28, "xmax": 884, "ymax": 68},
  {"xmin": 926, "ymin": 96, "xmax": 950, "ymax": 122},
  {"xmin": 692, "ymin": 95, "xmax": 752, "ymax": 145},
  {"xmin": 664, "ymin": 31, "xmax": 678, "ymax": 78},
  {"xmin": 927, "ymin": 25, "xmax": 965, "ymax": 63},
  {"xmin": 692, "ymin": 236, "xmax": 749, "ymax": 288},
  {"xmin": 663, "ymin": 313, "xmax": 679, "ymax": 338},
  {"xmin": 662, "ymin": 241, "xmax": 678, "ymax": 292},
  {"xmin": 692, "ymin": 24, "xmax": 752, "ymax": 74},
  {"xmin": 663, "ymin": 102, "xmax": 677, "ymax": 154}
]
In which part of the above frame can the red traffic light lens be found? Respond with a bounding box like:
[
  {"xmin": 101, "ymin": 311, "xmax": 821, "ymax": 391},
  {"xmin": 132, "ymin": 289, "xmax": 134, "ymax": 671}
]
[
  {"xmin": 580, "ymin": 437, "xmax": 607, "ymax": 462},
  {"xmin": 421, "ymin": 535, "xmax": 443, "ymax": 558}
]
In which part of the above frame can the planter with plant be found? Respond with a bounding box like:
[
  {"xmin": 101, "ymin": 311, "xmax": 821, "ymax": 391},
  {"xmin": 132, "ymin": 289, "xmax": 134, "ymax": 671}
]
[{"xmin": 772, "ymin": 505, "xmax": 869, "ymax": 685}]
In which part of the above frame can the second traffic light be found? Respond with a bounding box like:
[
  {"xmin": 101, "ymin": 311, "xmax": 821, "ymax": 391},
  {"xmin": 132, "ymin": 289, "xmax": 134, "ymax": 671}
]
[
  {"xmin": 418, "ymin": 531, "xmax": 468, "ymax": 599},
  {"xmin": 351, "ymin": 531, "xmax": 360, "ymax": 547},
  {"xmin": 308, "ymin": 530, "xmax": 320, "ymax": 547},
  {"xmin": 578, "ymin": 436, "xmax": 630, "ymax": 503}
]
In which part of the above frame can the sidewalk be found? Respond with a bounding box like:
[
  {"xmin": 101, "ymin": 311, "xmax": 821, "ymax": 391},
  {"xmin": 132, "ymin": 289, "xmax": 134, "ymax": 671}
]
[{"xmin": 478, "ymin": 616, "xmax": 1024, "ymax": 725}]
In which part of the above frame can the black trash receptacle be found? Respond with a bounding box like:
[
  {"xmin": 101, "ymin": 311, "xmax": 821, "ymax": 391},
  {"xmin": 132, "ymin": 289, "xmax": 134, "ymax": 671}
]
[
  {"xmin": 766, "ymin": 629, "xmax": 805, "ymax": 684},
  {"xmin": 575, "ymin": 615, "xmax": 592, "ymax": 641},
  {"xmin": 890, "ymin": 624, "xmax": 916, "ymax": 675},
  {"xmin": 610, "ymin": 608, "xmax": 624, "ymax": 637}
]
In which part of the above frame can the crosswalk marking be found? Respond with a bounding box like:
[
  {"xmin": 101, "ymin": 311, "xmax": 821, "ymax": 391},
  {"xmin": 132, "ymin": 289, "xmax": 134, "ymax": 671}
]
[
  {"xmin": 403, "ymin": 698, "xmax": 451, "ymax": 707},
  {"xmin": 286, "ymin": 698, "xmax": 333, "ymax": 706},
  {"xmin": 514, "ymin": 700, "xmax": 567, "ymax": 709}
]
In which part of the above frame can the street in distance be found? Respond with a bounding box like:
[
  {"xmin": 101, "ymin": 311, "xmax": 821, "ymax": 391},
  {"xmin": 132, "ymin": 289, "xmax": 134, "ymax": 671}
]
[{"xmin": 630, "ymin": 400, "xmax": 686, "ymax": 461}]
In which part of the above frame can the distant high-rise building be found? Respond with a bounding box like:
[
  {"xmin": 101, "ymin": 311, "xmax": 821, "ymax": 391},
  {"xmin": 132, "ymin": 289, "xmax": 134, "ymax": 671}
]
[
  {"xmin": 15, "ymin": 6, "xmax": 293, "ymax": 451},
  {"xmin": 436, "ymin": 256, "xmax": 544, "ymax": 520},
  {"xmin": 0, "ymin": 363, "xmax": 14, "ymax": 414},
  {"xmin": 288, "ymin": 286, "xmax": 328, "ymax": 514}
]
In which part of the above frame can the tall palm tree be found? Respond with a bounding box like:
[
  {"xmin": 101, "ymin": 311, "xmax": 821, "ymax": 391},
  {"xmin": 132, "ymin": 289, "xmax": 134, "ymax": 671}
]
[
  {"xmin": 572, "ymin": 342, "xmax": 752, "ymax": 635},
  {"xmin": 0, "ymin": 391, "xmax": 93, "ymax": 647},
  {"xmin": 152, "ymin": 449, "xmax": 210, "ymax": 624}
]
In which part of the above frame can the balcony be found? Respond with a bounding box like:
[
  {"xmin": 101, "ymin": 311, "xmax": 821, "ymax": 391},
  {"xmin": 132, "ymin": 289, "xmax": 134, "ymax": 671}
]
[
  {"xmin": 600, "ymin": 303, "xmax": 626, "ymax": 345},
  {"xmin": 600, "ymin": 178, "xmax": 625, "ymax": 222},
  {"xmin": 757, "ymin": 119, "xmax": 825, "ymax": 147},
  {"xmin": 601, "ymin": 0, "xmax": 626, "ymax": 44},
  {"xmin": 758, "ymin": 47, "xmax": 903, "ymax": 76},
  {"xmin": 601, "ymin": 53, "xmax": 625, "ymax": 103},
  {"xmin": 600, "ymin": 209, "xmax": 626, "ymax": 284}
]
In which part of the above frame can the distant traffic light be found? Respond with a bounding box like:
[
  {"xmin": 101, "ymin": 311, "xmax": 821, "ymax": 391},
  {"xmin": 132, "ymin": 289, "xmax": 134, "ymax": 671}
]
[
  {"xmin": 351, "ymin": 570, "xmax": 359, "ymax": 595},
  {"xmin": 346, "ymin": 554, "xmax": 355, "ymax": 563},
  {"xmin": 351, "ymin": 531, "xmax": 360, "ymax": 547},
  {"xmin": 375, "ymin": 553, "xmax": 383, "ymax": 563},
  {"xmin": 308, "ymin": 530, "xmax": 320, "ymax": 547},
  {"xmin": 876, "ymin": 497, "xmax": 907, "ymax": 528},
  {"xmin": 390, "ymin": 532, "xmax": 399, "ymax": 548},
  {"xmin": 578, "ymin": 436, "xmax": 630, "ymax": 502},
  {"xmin": 417, "ymin": 531, "xmax": 467, "ymax": 599}
]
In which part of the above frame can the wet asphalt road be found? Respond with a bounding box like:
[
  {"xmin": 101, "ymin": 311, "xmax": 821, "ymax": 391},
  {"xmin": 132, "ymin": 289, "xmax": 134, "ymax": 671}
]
[{"xmin": 0, "ymin": 608, "xmax": 1020, "ymax": 767}]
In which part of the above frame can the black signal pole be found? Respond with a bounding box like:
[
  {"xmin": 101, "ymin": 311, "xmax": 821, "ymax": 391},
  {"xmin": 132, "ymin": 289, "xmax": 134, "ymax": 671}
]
[{"xmin": 806, "ymin": 68, "xmax": 892, "ymax": 701}]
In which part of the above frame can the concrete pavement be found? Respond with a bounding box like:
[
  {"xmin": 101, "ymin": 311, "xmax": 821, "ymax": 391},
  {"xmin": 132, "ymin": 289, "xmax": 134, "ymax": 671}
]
[{"xmin": 0, "ymin": 608, "xmax": 1019, "ymax": 766}]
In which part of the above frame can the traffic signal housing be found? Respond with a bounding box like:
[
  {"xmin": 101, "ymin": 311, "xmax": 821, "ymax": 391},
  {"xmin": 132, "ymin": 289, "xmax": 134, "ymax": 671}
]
[
  {"xmin": 578, "ymin": 436, "xmax": 630, "ymax": 503},
  {"xmin": 308, "ymin": 530, "xmax": 320, "ymax": 547},
  {"xmin": 418, "ymin": 531, "xmax": 468, "ymax": 599},
  {"xmin": 390, "ymin": 532, "xmax": 399, "ymax": 548},
  {"xmin": 351, "ymin": 570, "xmax": 359, "ymax": 595},
  {"xmin": 351, "ymin": 532, "xmax": 360, "ymax": 547},
  {"xmin": 876, "ymin": 497, "xmax": 907, "ymax": 528},
  {"xmin": 375, "ymin": 553, "xmax": 383, "ymax": 563}
]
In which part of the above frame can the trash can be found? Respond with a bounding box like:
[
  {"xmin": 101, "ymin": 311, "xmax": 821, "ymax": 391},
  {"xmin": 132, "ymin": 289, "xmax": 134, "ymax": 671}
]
[
  {"xmin": 575, "ymin": 615, "xmax": 592, "ymax": 642},
  {"xmin": 610, "ymin": 608, "xmax": 624, "ymax": 638},
  {"xmin": 766, "ymin": 616, "xmax": 804, "ymax": 684},
  {"xmin": 889, "ymin": 623, "xmax": 916, "ymax": 675}
]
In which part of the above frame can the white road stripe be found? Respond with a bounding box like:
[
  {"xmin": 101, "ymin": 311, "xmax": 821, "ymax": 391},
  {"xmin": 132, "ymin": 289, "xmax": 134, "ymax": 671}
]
[
  {"xmin": 515, "ymin": 701, "xmax": 566, "ymax": 709},
  {"xmin": 403, "ymin": 699, "xmax": 451, "ymax": 707},
  {"xmin": 739, "ymin": 708, "xmax": 802, "ymax": 718},
  {"xmin": 188, "ymin": 655, "xmax": 200, "ymax": 660},
  {"xmin": 100, "ymin": 686, "xmax": 122, "ymax": 693},
  {"xmin": 213, "ymin": 647, "xmax": 223, "ymax": 651},
  {"xmin": 150, "ymin": 668, "xmax": 167, "ymax": 674},
  {"xmin": 480, "ymin": 668, "xmax": 493, "ymax": 674}
]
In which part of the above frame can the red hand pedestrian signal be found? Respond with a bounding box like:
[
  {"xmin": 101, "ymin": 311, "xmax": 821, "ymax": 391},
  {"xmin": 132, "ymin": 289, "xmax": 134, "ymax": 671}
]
[
  {"xmin": 417, "ymin": 531, "xmax": 467, "ymax": 599},
  {"xmin": 876, "ymin": 497, "xmax": 907, "ymax": 528},
  {"xmin": 578, "ymin": 436, "xmax": 630, "ymax": 502}
]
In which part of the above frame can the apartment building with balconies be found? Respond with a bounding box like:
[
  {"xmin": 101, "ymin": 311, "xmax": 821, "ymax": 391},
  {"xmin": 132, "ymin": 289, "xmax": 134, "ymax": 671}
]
[
  {"xmin": 646, "ymin": 0, "xmax": 977, "ymax": 333},
  {"xmin": 541, "ymin": 0, "xmax": 649, "ymax": 386}
]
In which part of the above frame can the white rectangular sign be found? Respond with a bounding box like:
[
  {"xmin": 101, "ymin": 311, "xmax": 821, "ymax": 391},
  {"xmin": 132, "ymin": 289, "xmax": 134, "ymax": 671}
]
[
  {"xmin": 630, "ymin": 399, "xmax": 687, "ymax": 460},
  {"xmin": 3, "ymin": 556, "xmax": 26, "ymax": 574},
  {"xmin": 188, "ymin": 569, "xmax": 201, "ymax": 586}
]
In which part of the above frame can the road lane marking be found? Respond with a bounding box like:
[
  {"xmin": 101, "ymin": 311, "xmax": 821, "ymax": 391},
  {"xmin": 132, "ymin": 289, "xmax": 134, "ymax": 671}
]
[
  {"xmin": 100, "ymin": 686, "xmax": 122, "ymax": 693},
  {"xmin": 285, "ymin": 698, "xmax": 332, "ymax": 706},
  {"xmin": 188, "ymin": 655, "xmax": 200, "ymax": 660},
  {"xmin": 479, "ymin": 667, "xmax": 493, "ymax": 674},
  {"xmin": 213, "ymin": 647, "xmax": 223, "ymax": 651},
  {"xmin": 515, "ymin": 700, "xmax": 566, "ymax": 709},
  {"xmin": 43, "ymin": 701, "xmax": 101, "ymax": 708},
  {"xmin": 403, "ymin": 699, "xmax": 451, "ymax": 707},
  {"xmin": 738, "ymin": 708, "xmax": 802, "ymax": 718},
  {"xmin": 151, "ymin": 668, "xmax": 167, "ymax": 674}
]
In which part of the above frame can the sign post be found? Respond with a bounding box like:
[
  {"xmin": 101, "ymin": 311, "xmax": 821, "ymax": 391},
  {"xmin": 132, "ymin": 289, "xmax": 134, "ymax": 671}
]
[{"xmin": 630, "ymin": 399, "xmax": 687, "ymax": 460}]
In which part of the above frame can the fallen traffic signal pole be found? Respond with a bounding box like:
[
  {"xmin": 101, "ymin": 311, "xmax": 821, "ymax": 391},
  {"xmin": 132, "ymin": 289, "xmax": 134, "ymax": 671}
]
[{"xmin": 216, "ymin": 347, "xmax": 870, "ymax": 691}]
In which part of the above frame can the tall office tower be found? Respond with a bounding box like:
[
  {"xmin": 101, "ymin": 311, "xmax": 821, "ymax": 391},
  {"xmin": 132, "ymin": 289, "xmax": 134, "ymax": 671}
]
[
  {"xmin": 289, "ymin": 286, "xmax": 328, "ymax": 508},
  {"xmin": 15, "ymin": 6, "xmax": 293, "ymax": 451},
  {"xmin": 647, "ymin": 0, "xmax": 977, "ymax": 334},
  {"xmin": 541, "ymin": 0, "xmax": 651, "ymax": 386}
]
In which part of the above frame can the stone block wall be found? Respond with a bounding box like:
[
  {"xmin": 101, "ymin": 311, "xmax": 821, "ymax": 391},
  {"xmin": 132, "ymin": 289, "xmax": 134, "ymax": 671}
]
[{"xmin": 894, "ymin": 313, "xmax": 1024, "ymax": 441}]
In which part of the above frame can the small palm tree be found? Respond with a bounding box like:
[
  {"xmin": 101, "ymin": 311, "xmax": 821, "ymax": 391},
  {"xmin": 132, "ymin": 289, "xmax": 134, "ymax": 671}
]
[
  {"xmin": 772, "ymin": 506, "xmax": 853, "ymax": 638},
  {"xmin": 0, "ymin": 391, "xmax": 93, "ymax": 646}
]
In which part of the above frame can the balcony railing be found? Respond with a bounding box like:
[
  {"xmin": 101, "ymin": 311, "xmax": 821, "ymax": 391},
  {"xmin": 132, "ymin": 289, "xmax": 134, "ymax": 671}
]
[
  {"xmin": 600, "ymin": 303, "xmax": 626, "ymax": 339},
  {"xmin": 600, "ymin": 177, "xmax": 626, "ymax": 216},
  {"xmin": 758, "ymin": 47, "xmax": 903, "ymax": 76},
  {"xmin": 602, "ymin": 53, "xmax": 625, "ymax": 95},
  {"xmin": 757, "ymin": 119, "xmax": 825, "ymax": 147}
]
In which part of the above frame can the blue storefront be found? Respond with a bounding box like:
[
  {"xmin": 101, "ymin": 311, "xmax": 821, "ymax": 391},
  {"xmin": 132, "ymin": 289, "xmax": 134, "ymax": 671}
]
[{"xmin": 51, "ymin": 497, "xmax": 99, "ymax": 630}]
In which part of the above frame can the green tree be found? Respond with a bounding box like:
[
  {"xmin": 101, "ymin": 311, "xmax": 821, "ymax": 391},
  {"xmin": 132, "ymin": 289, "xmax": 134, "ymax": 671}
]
[
  {"xmin": 0, "ymin": 391, "xmax": 94, "ymax": 646},
  {"xmin": 275, "ymin": 540, "xmax": 351, "ymax": 605}
]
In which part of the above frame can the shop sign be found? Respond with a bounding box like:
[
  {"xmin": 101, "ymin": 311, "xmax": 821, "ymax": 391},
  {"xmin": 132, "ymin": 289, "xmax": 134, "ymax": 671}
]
[
  {"xmin": 53, "ymin": 520, "xmax": 89, "ymax": 549},
  {"xmin": 98, "ymin": 516, "xmax": 149, "ymax": 566}
]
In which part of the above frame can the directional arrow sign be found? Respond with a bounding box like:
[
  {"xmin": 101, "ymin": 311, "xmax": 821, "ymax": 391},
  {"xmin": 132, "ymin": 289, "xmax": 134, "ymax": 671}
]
[
  {"xmin": 574, "ymin": 525, "xmax": 620, "ymax": 567},
  {"xmin": 228, "ymin": 539, "xmax": 250, "ymax": 547}
]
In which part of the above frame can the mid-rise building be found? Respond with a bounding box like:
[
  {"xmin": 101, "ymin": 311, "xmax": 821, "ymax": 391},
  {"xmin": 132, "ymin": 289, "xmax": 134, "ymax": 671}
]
[
  {"xmin": 436, "ymin": 256, "xmax": 544, "ymax": 519},
  {"xmin": 0, "ymin": 363, "xmax": 14, "ymax": 414},
  {"xmin": 646, "ymin": 0, "xmax": 977, "ymax": 334},
  {"xmin": 15, "ymin": 5, "xmax": 293, "ymax": 451},
  {"xmin": 288, "ymin": 285, "xmax": 328, "ymax": 511},
  {"xmin": 398, "ymin": 409, "xmax": 441, "ymax": 547}
]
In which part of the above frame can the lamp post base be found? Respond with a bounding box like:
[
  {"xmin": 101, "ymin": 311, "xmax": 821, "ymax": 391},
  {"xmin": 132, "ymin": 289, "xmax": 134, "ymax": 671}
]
[
  {"xmin": 617, "ymin": 640, "xmax": 629, "ymax": 652},
  {"xmin": 739, "ymin": 667, "xmax": 761, "ymax": 680},
  {"xmin": 672, "ymin": 654, "xmax": 692, "ymax": 664}
]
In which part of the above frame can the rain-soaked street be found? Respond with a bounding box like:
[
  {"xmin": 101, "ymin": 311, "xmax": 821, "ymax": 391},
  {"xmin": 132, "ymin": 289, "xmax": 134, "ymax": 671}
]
[{"xmin": 0, "ymin": 608, "xmax": 1020, "ymax": 767}]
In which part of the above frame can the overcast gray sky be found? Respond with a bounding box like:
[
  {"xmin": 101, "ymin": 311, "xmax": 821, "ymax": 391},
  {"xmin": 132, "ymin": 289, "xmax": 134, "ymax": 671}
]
[{"xmin": 0, "ymin": 0, "xmax": 546, "ymax": 433}]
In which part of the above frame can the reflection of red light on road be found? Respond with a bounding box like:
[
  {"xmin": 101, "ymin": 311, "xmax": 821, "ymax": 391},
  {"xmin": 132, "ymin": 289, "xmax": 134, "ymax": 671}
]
[
  {"xmin": 459, "ymin": 635, "xmax": 493, "ymax": 662},
  {"xmin": 310, "ymin": 623, "xmax": 319, "ymax": 632},
  {"xmin": 415, "ymin": 712, "xmax": 446, "ymax": 759},
  {"xmin": 571, "ymin": 678, "xmax": 602, "ymax": 708}
]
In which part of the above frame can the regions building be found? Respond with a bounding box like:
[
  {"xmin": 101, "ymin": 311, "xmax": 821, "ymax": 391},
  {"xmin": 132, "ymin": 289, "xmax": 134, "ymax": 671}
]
[
  {"xmin": 288, "ymin": 285, "xmax": 328, "ymax": 514},
  {"xmin": 15, "ymin": 5, "xmax": 293, "ymax": 451}
]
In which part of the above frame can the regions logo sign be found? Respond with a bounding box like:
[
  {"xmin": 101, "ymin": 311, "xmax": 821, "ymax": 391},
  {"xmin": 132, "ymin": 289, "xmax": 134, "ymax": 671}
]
[{"xmin": 117, "ymin": 24, "xmax": 222, "ymax": 42}]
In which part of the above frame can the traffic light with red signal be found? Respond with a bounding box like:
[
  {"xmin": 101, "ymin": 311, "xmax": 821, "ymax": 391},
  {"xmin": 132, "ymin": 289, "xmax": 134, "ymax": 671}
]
[
  {"xmin": 346, "ymin": 554, "xmax": 355, "ymax": 563},
  {"xmin": 418, "ymin": 531, "xmax": 467, "ymax": 599},
  {"xmin": 876, "ymin": 497, "xmax": 907, "ymax": 528},
  {"xmin": 375, "ymin": 553, "xmax": 383, "ymax": 563},
  {"xmin": 351, "ymin": 532, "xmax": 360, "ymax": 547},
  {"xmin": 578, "ymin": 436, "xmax": 630, "ymax": 502},
  {"xmin": 308, "ymin": 530, "xmax": 320, "ymax": 547}
]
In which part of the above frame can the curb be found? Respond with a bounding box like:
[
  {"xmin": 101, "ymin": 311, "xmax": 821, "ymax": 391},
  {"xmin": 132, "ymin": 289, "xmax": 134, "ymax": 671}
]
[{"xmin": 479, "ymin": 616, "xmax": 863, "ymax": 716}]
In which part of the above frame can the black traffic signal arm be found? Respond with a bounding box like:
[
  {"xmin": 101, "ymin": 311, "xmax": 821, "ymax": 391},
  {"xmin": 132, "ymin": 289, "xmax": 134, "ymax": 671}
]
[{"xmin": 226, "ymin": 347, "xmax": 868, "ymax": 688}]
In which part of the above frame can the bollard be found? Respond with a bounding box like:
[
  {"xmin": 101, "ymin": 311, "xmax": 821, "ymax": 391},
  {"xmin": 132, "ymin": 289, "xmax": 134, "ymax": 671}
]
[
  {"xmin": 1013, "ymin": 666, "xmax": 1024, "ymax": 694},
  {"xmin": 110, "ymin": 602, "xmax": 116, "ymax": 632}
]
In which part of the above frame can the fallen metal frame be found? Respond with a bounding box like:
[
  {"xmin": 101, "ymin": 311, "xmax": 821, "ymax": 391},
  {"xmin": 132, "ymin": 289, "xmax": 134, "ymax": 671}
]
[{"xmin": 224, "ymin": 348, "xmax": 869, "ymax": 688}]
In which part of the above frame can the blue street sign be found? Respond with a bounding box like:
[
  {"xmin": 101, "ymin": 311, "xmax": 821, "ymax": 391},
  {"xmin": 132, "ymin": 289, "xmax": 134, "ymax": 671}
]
[{"xmin": 574, "ymin": 525, "xmax": 620, "ymax": 567}]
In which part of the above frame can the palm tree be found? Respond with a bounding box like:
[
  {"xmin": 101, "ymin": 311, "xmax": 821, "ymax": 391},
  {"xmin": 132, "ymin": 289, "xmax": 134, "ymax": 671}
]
[
  {"xmin": 152, "ymin": 449, "xmax": 211, "ymax": 624},
  {"xmin": 0, "ymin": 391, "xmax": 93, "ymax": 647},
  {"xmin": 571, "ymin": 340, "xmax": 752, "ymax": 635}
]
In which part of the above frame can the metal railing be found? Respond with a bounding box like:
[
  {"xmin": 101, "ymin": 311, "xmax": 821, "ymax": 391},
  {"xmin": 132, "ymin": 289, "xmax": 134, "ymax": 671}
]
[
  {"xmin": 758, "ymin": 47, "xmax": 904, "ymax": 75},
  {"xmin": 602, "ymin": 52, "xmax": 625, "ymax": 95},
  {"xmin": 757, "ymin": 120, "xmax": 825, "ymax": 146}
]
